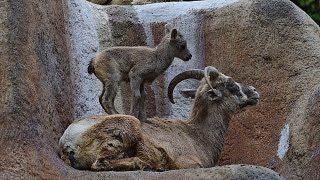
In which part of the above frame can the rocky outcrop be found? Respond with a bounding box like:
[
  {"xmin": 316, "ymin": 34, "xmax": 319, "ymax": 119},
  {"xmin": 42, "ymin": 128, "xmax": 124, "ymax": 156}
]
[
  {"xmin": 71, "ymin": 164, "xmax": 283, "ymax": 180},
  {"xmin": 200, "ymin": 1, "xmax": 320, "ymax": 179},
  {"xmin": 201, "ymin": 2, "xmax": 320, "ymax": 179},
  {"xmin": 0, "ymin": 0, "xmax": 75, "ymax": 179},
  {"xmin": 0, "ymin": 0, "xmax": 319, "ymax": 179},
  {"xmin": 87, "ymin": 0, "xmax": 185, "ymax": 5}
]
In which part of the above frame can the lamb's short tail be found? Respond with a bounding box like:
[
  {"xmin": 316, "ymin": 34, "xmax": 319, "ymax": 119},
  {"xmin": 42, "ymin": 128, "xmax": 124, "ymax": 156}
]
[{"xmin": 88, "ymin": 58, "xmax": 95, "ymax": 74}]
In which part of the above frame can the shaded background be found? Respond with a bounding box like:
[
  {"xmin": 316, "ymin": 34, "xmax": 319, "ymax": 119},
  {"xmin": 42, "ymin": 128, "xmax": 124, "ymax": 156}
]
[{"xmin": 291, "ymin": 0, "xmax": 320, "ymax": 24}]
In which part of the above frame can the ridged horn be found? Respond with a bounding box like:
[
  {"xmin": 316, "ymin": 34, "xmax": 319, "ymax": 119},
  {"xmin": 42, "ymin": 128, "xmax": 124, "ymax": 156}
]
[
  {"xmin": 204, "ymin": 66, "xmax": 220, "ymax": 90},
  {"xmin": 168, "ymin": 69, "xmax": 204, "ymax": 104}
]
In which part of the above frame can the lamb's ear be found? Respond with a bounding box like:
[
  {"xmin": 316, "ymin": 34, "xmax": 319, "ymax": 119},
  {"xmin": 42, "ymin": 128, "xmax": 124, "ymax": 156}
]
[
  {"xmin": 165, "ymin": 24, "xmax": 172, "ymax": 34},
  {"xmin": 171, "ymin": 29, "xmax": 178, "ymax": 39},
  {"xmin": 206, "ymin": 89, "xmax": 222, "ymax": 101},
  {"xmin": 179, "ymin": 88, "xmax": 196, "ymax": 99}
]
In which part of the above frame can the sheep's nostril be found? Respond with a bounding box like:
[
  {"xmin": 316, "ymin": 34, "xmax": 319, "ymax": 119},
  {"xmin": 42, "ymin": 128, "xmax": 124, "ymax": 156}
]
[{"xmin": 189, "ymin": 54, "xmax": 192, "ymax": 59}]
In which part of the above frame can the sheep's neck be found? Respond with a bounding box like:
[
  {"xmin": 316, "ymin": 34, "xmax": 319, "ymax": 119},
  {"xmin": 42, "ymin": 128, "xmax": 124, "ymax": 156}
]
[
  {"xmin": 187, "ymin": 102, "xmax": 232, "ymax": 165},
  {"xmin": 154, "ymin": 39, "xmax": 175, "ymax": 69}
]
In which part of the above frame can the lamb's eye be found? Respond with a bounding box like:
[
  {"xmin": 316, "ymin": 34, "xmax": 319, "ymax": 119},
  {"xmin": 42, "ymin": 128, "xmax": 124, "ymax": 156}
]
[{"xmin": 180, "ymin": 45, "xmax": 186, "ymax": 50}]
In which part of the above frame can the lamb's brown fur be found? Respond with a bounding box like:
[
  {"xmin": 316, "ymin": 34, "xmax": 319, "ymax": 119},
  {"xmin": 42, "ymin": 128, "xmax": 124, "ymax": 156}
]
[
  {"xmin": 60, "ymin": 67, "xmax": 259, "ymax": 171},
  {"xmin": 88, "ymin": 25, "xmax": 192, "ymax": 121}
]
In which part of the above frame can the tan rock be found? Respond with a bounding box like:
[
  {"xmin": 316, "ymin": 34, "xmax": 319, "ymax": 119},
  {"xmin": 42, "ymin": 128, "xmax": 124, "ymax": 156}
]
[
  {"xmin": 87, "ymin": 0, "xmax": 183, "ymax": 5},
  {"xmin": 200, "ymin": 1, "xmax": 320, "ymax": 179}
]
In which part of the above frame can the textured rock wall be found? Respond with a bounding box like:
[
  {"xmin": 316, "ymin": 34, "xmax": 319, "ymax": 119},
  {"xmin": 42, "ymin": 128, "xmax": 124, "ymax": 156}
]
[
  {"xmin": 0, "ymin": 0, "xmax": 73, "ymax": 179},
  {"xmin": 67, "ymin": 0, "xmax": 104, "ymax": 119},
  {"xmin": 200, "ymin": 2, "xmax": 320, "ymax": 179},
  {"xmin": 203, "ymin": 0, "xmax": 320, "ymax": 168}
]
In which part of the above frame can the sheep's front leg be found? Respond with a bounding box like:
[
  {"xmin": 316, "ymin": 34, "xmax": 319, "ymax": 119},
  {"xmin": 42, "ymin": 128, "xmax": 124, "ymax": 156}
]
[
  {"xmin": 91, "ymin": 157, "xmax": 150, "ymax": 171},
  {"xmin": 175, "ymin": 155, "xmax": 203, "ymax": 169},
  {"xmin": 129, "ymin": 73, "xmax": 142, "ymax": 119}
]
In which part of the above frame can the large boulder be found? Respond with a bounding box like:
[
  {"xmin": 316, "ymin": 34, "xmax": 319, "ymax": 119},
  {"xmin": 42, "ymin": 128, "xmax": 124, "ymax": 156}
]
[
  {"xmin": 201, "ymin": 2, "xmax": 320, "ymax": 180},
  {"xmin": 0, "ymin": 0, "xmax": 319, "ymax": 179},
  {"xmin": 86, "ymin": 0, "xmax": 184, "ymax": 5}
]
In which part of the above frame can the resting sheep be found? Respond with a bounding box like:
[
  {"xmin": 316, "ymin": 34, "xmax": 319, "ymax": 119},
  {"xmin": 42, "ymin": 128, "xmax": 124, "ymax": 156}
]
[
  {"xmin": 59, "ymin": 66, "xmax": 260, "ymax": 171},
  {"xmin": 88, "ymin": 25, "xmax": 192, "ymax": 120}
]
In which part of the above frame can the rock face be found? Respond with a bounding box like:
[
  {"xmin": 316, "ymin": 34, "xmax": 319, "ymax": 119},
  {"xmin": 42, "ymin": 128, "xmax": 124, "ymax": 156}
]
[
  {"xmin": 202, "ymin": 0, "xmax": 320, "ymax": 173},
  {"xmin": 0, "ymin": 0, "xmax": 319, "ymax": 179},
  {"xmin": 0, "ymin": 0, "xmax": 74, "ymax": 179},
  {"xmin": 87, "ymin": 0, "xmax": 184, "ymax": 5}
]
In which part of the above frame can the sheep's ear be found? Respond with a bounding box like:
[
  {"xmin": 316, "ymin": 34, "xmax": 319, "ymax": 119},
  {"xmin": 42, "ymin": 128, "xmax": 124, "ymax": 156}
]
[
  {"xmin": 165, "ymin": 24, "xmax": 172, "ymax": 34},
  {"xmin": 206, "ymin": 89, "xmax": 222, "ymax": 101},
  {"xmin": 179, "ymin": 88, "xmax": 196, "ymax": 99},
  {"xmin": 171, "ymin": 29, "xmax": 177, "ymax": 39}
]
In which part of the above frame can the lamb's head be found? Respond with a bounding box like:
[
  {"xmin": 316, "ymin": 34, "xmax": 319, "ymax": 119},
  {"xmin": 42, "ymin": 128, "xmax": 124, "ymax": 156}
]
[
  {"xmin": 168, "ymin": 66, "xmax": 260, "ymax": 113},
  {"xmin": 165, "ymin": 25, "xmax": 192, "ymax": 61}
]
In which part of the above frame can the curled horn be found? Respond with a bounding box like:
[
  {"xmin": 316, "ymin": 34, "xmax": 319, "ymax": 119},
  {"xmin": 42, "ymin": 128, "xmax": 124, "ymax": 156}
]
[
  {"xmin": 204, "ymin": 66, "xmax": 220, "ymax": 90},
  {"xmin": 168, "ymin": 69, "xmax": 204, "ymax": 104}
]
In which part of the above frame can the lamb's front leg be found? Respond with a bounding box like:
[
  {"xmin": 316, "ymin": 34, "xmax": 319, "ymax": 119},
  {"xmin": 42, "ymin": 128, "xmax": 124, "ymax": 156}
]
[
  {"xmin": 138, "ymin": 83, "xmax": 146, "ymax": 121},
  {"xmin": 129, "ymin": 74, "xmax": 142, "ymax": 119}
]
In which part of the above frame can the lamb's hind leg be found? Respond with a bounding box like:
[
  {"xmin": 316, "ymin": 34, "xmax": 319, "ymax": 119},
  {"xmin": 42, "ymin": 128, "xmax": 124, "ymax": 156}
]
[
  {"xmin": 92, "ymin": 157, "xmax": 150, "ymax": 171},
  {"xmin": 100, "ymin": 80, "xmax": 120, "ymax": 114}
]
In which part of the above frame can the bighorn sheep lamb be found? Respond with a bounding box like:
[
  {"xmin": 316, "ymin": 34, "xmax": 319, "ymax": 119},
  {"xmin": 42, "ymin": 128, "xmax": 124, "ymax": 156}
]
[
  {"xmin": 60, "ymin": 66, "xmax": 260, "ymax": 171},
  {"xmin": 88, "ymin": 25, "xmax": 192, "ymax": 120}
]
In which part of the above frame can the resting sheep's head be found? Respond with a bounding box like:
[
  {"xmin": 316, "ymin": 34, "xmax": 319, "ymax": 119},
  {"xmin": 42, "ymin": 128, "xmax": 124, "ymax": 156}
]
[{"xmin": 167, "ymin": 66, "xmax": 260, "ymax": 110}]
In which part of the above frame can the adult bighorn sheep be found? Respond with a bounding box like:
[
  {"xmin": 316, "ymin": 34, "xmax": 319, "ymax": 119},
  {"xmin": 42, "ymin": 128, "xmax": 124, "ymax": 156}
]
[
  {"xmin": 60, "ymin": 66, "xmax": 260, "ymax": 171},
  {"xmin": 88, "ymin": 25, "xmax": 192, "ymax": 120}
]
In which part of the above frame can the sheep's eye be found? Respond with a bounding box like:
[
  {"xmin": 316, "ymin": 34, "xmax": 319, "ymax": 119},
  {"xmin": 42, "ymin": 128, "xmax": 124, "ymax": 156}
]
[
  {"xmin": 228, "ymin": 84, "xmax": 240, "ymax": 93},
  {"xmin": 180, "ymin": 45, "xmax": 186, "ymax": 50}
]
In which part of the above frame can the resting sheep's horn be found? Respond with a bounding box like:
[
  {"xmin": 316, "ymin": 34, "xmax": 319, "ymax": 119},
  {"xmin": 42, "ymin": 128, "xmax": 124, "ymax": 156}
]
[
  {"xmin": 204, "ymin": 66, "xmax": 220, "ymax": 90},
  {"xmin": 168, "ymin": 69, "xmax": 204, "ymax": 104}
]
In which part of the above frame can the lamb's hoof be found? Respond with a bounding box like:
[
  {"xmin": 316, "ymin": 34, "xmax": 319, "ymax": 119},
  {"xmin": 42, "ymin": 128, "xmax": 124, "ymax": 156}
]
[
  {"xmin": 142, "ymin": 167, "xmax": 168, "ymax": 172},
  {"xmin": 142, "ymin": 167, "xmax": 154, "ymax": 171},
  {"xmin": 156, "ymin": 168, "xmax": 168, "ymax": 172}
]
